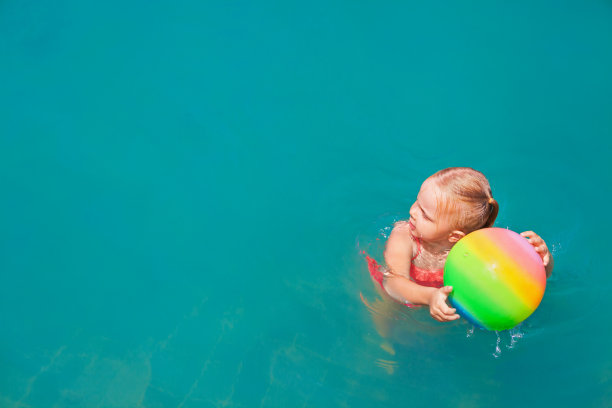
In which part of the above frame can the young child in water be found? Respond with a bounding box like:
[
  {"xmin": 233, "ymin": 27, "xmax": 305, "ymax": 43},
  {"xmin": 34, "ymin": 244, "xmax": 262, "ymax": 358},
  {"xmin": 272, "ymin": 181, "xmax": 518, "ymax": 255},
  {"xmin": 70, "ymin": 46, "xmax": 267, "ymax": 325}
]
[{"xmin": 370, "ymin": 167, "xmax": 554, "ymax": 323}]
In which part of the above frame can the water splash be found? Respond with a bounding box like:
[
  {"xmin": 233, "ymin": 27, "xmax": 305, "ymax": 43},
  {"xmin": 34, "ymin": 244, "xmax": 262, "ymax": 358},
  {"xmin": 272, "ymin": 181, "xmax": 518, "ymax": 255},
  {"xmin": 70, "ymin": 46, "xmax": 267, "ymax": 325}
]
[
  {"xmin": 380, "ymin": 225, "xmax": 393, "ymax": 239},
  {"xmin": 485, "ymin": 324, "xmax": 526, "ymax": 358},
  {"xmin": 506, "ymin": 325, "xmax": 524, "ymax": 350},
  {"xmin": 465, "ymin": 323, "xmax": 526, "ymax": 358},
  {"xmin": 492, "ymin": 331, "xmax": 502, "ymax": 358}
]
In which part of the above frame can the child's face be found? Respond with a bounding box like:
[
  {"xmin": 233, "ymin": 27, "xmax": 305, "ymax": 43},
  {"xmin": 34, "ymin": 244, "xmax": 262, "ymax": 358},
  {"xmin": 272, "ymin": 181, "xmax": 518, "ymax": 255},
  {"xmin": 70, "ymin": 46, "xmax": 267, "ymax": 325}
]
[{"xmin": 408, "ymin": 178, "xmax": 457, "ymax": 243}]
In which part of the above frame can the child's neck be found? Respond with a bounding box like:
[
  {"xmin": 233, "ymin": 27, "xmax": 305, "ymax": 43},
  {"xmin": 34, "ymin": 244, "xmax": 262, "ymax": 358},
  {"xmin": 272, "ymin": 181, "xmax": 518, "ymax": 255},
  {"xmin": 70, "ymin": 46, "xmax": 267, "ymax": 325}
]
[{"xmin": 420, "ymin": 238, "xmax": 453, "ymax": 256}]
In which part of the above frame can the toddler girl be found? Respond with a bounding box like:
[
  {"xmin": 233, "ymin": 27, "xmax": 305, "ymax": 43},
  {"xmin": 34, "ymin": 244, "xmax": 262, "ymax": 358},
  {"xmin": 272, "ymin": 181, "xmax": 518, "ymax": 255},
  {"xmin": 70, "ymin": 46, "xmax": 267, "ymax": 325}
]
[{"xmin": 369, "ymin": 167, "xmax": 554, "ymax": 323}]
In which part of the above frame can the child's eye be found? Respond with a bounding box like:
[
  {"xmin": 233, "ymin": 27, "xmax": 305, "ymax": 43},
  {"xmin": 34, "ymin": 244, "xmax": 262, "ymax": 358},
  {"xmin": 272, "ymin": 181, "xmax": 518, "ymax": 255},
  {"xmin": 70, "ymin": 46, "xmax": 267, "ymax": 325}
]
[{"xmin": 421, "ymin": 209, "xmax": 432, "ymax": 221}]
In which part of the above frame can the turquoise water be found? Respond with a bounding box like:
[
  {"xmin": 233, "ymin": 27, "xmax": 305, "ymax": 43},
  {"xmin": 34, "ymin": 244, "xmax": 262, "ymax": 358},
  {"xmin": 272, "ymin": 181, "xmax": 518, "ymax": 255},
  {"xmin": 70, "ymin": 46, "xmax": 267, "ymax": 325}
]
[{"xmin": 2, "ymin": 0, "xmax": 612, "ymax": 406}]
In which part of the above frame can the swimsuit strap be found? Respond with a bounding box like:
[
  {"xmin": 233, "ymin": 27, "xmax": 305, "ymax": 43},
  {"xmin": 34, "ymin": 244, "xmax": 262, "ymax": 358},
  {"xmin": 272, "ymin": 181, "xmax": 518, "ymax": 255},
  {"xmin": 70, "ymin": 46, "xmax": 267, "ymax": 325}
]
[
  {"xmin": 409, "ymin": 238, "xmax": 444, "ymax": 289},
  {"xmin": 411, "ymin": 237, "xmax": 422, "ymax": 262}
]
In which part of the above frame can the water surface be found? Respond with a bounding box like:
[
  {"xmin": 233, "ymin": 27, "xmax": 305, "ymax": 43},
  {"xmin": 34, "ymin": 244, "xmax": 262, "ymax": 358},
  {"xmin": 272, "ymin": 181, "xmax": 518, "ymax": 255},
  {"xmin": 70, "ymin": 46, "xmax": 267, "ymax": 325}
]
[{"xmin": 1, "ymin": 0, "xmax": 612, "ymax": 406}]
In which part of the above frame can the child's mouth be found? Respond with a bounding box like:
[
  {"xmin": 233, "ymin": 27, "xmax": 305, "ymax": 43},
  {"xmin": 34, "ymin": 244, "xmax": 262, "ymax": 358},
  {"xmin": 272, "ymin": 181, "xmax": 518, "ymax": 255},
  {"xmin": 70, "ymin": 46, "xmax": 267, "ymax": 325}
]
[{"xmin": 408, "ymin": 220, "xmax": 416, "ymax": 230}]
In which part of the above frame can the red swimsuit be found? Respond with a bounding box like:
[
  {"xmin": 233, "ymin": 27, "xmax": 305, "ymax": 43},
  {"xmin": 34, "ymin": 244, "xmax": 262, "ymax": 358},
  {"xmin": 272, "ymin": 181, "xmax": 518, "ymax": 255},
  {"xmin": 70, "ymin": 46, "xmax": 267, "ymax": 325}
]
[
  {"xmin": 365, "ymin": 237, "xmax": 444, "ymax": 304},
  {"xmin": 409, "ymin": 238, "xmax": 444, "ymax": 288}
]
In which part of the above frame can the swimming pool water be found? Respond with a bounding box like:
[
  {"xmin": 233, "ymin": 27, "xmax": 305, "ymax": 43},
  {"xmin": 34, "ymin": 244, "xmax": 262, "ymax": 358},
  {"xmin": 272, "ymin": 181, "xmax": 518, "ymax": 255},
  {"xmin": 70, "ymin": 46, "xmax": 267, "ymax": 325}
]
[{"xmin": 1, "ymin": 0, "xmax": 612, "ymax": 406}]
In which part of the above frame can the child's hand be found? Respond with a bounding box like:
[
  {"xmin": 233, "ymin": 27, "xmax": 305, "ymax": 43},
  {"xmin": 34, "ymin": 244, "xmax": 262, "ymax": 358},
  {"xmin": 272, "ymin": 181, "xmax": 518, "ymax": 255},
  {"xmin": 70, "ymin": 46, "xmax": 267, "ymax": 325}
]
[
  {"xmin": 428, "ymin": 286, "xmax": 460, "ymax": 322},
  {"xmin": 520, "ymin": 231, "xmax": 551, "ymax": 266}
]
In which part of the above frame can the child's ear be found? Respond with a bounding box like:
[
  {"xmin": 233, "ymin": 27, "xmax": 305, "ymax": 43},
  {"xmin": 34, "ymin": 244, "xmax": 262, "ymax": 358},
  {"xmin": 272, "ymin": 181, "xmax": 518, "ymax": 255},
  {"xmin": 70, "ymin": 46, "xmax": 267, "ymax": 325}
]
[{"xmin": 448, "ymin": 230, "xmax": 465, "ymax": 243}]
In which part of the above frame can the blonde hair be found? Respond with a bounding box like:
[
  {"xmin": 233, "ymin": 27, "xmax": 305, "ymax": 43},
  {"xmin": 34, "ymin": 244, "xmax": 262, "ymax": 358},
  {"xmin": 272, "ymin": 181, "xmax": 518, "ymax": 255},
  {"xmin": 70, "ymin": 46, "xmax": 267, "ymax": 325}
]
[{"xmin": 430, "ymin": 167, "xmax": 498, "ymax": 233}]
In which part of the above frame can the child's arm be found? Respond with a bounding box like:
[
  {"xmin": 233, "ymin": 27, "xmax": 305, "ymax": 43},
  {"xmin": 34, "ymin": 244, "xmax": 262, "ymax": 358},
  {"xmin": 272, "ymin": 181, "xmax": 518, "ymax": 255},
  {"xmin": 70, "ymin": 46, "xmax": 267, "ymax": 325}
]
[
  {"xmin": 383, "ymin": 222, "xmax": 459, "ymax": 322},
  {"xmin": 520, "ymin": 231, "xmax": 554, "ymax": 278},
  {"xmin": 383, "ymin": 221, "xmax": 413, "ymax": 278},
  {"xmin": 384, "ymin": 277, "xmax": 459, "ymax": 321}
]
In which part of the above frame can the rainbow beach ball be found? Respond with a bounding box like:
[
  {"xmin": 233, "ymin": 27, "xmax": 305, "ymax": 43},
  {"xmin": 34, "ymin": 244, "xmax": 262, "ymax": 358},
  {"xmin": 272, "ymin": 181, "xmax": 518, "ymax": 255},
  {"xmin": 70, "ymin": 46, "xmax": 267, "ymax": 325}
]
[{"xmin": 443, "ymin": 228, "xmax": 546, "ymax": 331}]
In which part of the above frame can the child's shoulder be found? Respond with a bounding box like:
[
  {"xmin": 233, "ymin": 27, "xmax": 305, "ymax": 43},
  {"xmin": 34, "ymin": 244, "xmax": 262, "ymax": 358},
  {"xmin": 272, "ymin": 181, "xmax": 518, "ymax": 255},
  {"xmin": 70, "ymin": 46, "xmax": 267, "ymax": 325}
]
[
  {"xmin": 383, "ymin": 221, "xmax": 417, "ymax": 276},
  {"xmin": 386, "ymin": 221, "xmax": 416, "ymax": 254},
  {"xmin": 392, "ymin": 220, "xmax": 414, "ymax": 237}
]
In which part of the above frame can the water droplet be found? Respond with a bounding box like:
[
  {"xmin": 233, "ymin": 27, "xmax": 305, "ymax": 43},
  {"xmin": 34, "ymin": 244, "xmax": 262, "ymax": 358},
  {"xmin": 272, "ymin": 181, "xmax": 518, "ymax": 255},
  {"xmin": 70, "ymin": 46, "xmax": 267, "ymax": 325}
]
[{"xmin": 492, "ymin": 331, "xmax": 502, "ymax": 358}]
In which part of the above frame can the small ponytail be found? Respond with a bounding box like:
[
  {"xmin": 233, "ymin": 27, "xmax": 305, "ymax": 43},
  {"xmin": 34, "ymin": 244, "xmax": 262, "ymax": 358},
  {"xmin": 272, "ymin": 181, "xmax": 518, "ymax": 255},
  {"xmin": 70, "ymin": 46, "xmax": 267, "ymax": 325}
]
[
  {"xmin": 483, "ymin": 197, "xmax": 498, "ymax": 228},
  {"xmin": 430, "ymin": 167, "xmax": 499, "ymax": 233}
]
